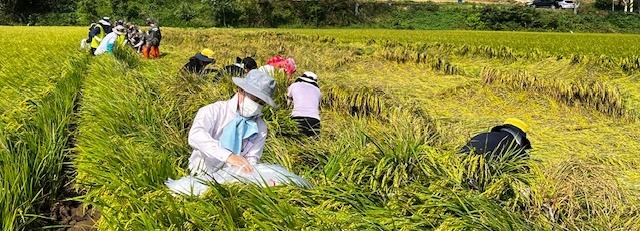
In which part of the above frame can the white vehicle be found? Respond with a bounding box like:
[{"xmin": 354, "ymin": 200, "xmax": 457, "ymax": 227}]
[
  {"xmin": 527, "ymin": 0, "xmax": 575, "ymax": 9},
  {"xmin": 557, "ymin": 0, "xmax": 575, "ymax": 9}
]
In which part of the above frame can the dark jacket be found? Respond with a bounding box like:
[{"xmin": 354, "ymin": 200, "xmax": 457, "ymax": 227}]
[
  {"xmin": 146, "ymin": 26, "xmax": 162, "ymax": 46},
  {"xmin": 88, "ymin": 24, "xmax": 110, "ymax": 43},
  {"xmin": 215, "ymin": 57, "xmax": 258, "ymax": 80},
  {"xmin": 222, "ymin": 64, "xmax": 245, "ymax": 77},
  {"xmin": 460, "ymin": 124, "xmax": 532, "ymax": 158},
  {"xmin": 181, "ymin": 57, "xmax": 215, "ymax": 75},
  {"xmin": 87, "ymin": 25, "xmax": 95, "ymax": 40}
]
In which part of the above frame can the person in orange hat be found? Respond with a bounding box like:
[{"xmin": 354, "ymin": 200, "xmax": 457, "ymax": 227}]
[
  {"xmin": 460, "ymin": 118, "xmax": 532, "ymax": 158},
  {"xmin": 180, "ymin": 49, "xmax": 217, "ymax": 76}
]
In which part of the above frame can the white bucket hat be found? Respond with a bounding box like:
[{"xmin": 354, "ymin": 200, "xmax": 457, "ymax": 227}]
[
  {"xmin": 232, "ymin": 70, "xmax": 277, "ymax": 107},
  {"xmin": 113, "ymin": 25, "xmax": 126, "ymax": 35}
]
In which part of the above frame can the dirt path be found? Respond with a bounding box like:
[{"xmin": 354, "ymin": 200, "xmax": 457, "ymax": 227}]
[{"xmin": 50, "ymin": 200, "xmax": 100, "ymax": 231}]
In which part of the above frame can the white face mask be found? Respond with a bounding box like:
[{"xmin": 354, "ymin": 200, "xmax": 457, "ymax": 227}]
[{"xmin": 240, "ymin": 94, "xmax": 263, "ymax": 117}]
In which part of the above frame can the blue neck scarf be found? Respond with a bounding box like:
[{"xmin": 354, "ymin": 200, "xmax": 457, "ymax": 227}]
[{"xmin": 220, "ymin": 116, "xmax": 259, "ymax": 154}]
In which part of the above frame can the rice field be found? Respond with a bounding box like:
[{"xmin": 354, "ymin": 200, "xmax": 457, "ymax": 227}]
[
  {"xmin": 279, "ymin": 29, "xmax": 640, "ymax": 58},
  {"xmin": 0, "ymin": 26, "xmax": 88, "ymax": 230},
  {"xmin": 1, "ymin": 26, "xmax": 640, "ymax": 230}
]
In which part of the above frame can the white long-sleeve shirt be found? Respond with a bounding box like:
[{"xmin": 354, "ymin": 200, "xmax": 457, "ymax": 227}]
[
  {"xmin": 94, "ymin": 32, "xmax": 117, "ymax": 55},
  {"xmin": 188, "ymin": 94, "xmax": 268, "ymax": 176}
]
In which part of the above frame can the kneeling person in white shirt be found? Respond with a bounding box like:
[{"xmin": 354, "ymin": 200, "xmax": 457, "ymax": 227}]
[{"xmin": 188, "ymin": 69, "xmax": 277, "ymax": 176}]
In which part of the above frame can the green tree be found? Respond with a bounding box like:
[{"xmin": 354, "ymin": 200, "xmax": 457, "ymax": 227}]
[
  {"xmin": 1, "ymin": 0, "xmax": 75, "ymax": 23},
  {"xmin": 174, "ymin": 2, "xmax": 196, "ymax": 21},
  {"xmin": 76, "ymin": 0, "xmax": 100, "ymax": 24},
  {"xmin": 202, "ymin": 0, "xmax": 240, "ymax": 27},
  {"xmin": 76, "ymin": 0, "xmax": 113, "ymax": 25}
]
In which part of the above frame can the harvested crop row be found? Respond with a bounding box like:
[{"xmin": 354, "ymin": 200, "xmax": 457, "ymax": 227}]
[
  {"xmin": 481, "ymin": 67, "xmax": 633, "ymax": 120},
  {"xmin": 281, "ymin": 28, "xmax": 640, "ymax": 59}
]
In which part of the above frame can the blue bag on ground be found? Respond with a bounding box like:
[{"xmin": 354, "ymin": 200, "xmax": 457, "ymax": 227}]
[{"xmin": 165, "ymin": 164, "xmax": 311, "ymax": 196}]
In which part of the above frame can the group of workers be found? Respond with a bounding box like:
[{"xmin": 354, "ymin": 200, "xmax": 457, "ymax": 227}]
[
  {"xmin": 84, "ymin": 16, "xmax": 161, "ymax": 59},
  {"xmin": 181, "ymin": 50, "xmax": 319, "ymax": 176},
  {"xmin": 178, "ymin": 48, "xmax": 531, "ymax": 181},
  {"xmin": 76, "ymin": 14, "xmax": 534, "ymax": 195}
]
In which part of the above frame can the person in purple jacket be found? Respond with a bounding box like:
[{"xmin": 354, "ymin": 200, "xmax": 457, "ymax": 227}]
[{"xmin": 287, "ymin": 71, "xmax": 321, "ymax": 137}]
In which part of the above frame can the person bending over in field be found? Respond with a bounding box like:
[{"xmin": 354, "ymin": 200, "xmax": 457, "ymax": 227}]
[
  {"xmin": 127, "ymin": 27, "xmax": 145, "ymax": 53},
  {"xmin": 258, "ymin": 55, "xmax": 297, "ymax": 79},
  {"xmin": 81, "ymin": 23, "xmax": 97, "ymax": 49},
  {"xmin": 188, "ymin": 69, "xmax": 276, "ymax": 176},
  {"xmin": 287, "ymin": 71, "xmax": 322, "ymax": 137},
  {"xmin": 94, "ymin": 25, "xmax": 126, "ymax": 56},
  {"xmin": 142, "ymin": 18, "xmax": 162, "ymax": 59},
  {"xmin": 460, "ymin": 118, "xmax": 533, "ymax": 193},
  {"xmin": 87, "ymin": 17, "xmax": 112, "ymax": 55},
  {"xmin": 180, "ymin": 49, "xmax": 217, "ymax": 76},
  {"xmin": 227, "ymin": 57, "xmax": 258, "ymax": 76},
  {"xmin": 213, "ymin": 57, "xmax": 258, "ymax": 81},
  {"xmin": 460, "ymin": 118, "xmax": 532, "ymax": 158}
]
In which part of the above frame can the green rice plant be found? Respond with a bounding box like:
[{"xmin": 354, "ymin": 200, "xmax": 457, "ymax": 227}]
[
  {"xmin": 458, "ymin": 150, "xmax": 535, "ymax": 210},
  {"xmin": 288, "ymin": 28, "xmax": 640, "ymax": 75},
  {"xmin": 0, "ymin": 27, "xmax": 85, "ymax": 132},
  {"xmin": 112, "ymin": 43, "xmax": 141, "ymax": 68},
  {"xmin": 3, "ymin": 27, "xmax": 639, "ymax": 230},
  {"xmin": 281, "ymin": 28, "xmax": 640, "ymax": 59},
  {"xmin": 417, "ymin": 190, "xmax": 542, "ymax": 230},
  {"xmin": 75, "ymin": 55, "xmax": 175, "ymax": 191},
  {"xmin": 0, "ymin": 54, "xmax": 89, "ymax": 230}
]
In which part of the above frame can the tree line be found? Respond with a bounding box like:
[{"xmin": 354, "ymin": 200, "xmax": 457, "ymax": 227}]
[
  {"xmin": 3, "ymin": 0, "xmax": 640, "ymax": 33},
  {"xmin": 0, "ymin": 0, "xmax": 387, "ymax": 27}
]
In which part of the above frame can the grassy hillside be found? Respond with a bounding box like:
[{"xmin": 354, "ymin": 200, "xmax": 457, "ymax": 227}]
[{"xmin": 2, "ymin": 27, "xmax": 640, "ymax": 229}]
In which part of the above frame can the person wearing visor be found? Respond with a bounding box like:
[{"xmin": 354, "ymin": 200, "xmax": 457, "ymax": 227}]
[
  {"xmin": 187, "ymin": 70, "xmax": 276, "ymax": 176},
  {"xmin": 180, "ymin": 49, "xmax": 217, "ymax": 76},
  {"xmin": 460, "ymin": 118, "xmax": 532, "ymax": 158},
  {"xmin": 287, "ymin": 71, "xmax": 321, "ymax": 137}
]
